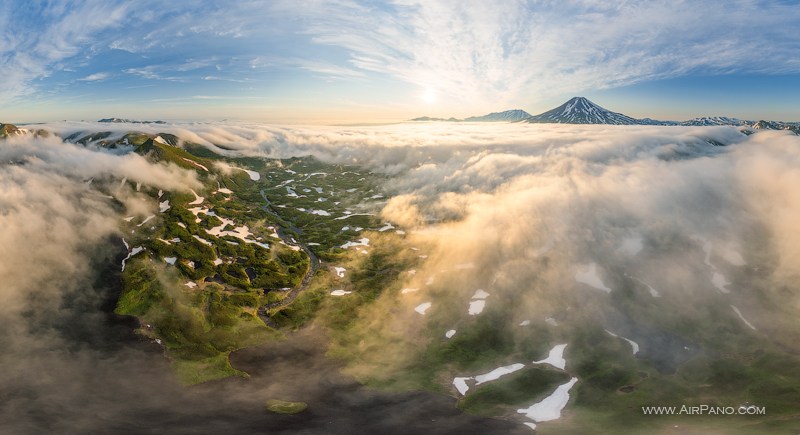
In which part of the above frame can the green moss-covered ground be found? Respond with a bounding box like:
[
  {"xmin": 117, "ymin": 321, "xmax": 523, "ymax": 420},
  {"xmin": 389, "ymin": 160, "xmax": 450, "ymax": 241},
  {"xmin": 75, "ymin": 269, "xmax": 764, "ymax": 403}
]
[
  {"xmin": 110, "ymin": 135, "xmax": 385, "ymax": 385},
  {"xmin": 265, "ymin": 399, "xmax": 308, "ymax": 414}
]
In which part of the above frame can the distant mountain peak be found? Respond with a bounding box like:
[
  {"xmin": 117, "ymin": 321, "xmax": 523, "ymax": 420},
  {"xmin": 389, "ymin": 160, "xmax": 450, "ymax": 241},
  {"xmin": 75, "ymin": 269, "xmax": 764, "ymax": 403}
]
[
  {"xmin": 0, "ymin": 122, "xmax": 51, "ymax": 139},
  {"xmin": 524, "ymin": 96, "xmax": 639, "ymax": 125},
  {"xmin": 1, "ymin": 122, "xmax": 22, "ymax": 137},
  {"xmin": 409, "ymin": 116, "xmax": 460, "ymax": 122},
  {"xmin": 566, "ymin": 96, "xmax": 589, "ymax": 104},
  {"xmin": 464, "ymin": 109, "xmax": 531, "ymax": 122},
  {"xmin": 99, "ymin": 117, "xmax": 166, "ymax": 124},
  {"xmin": 411, "ymin": 109, "xmax": 531, "ymax": 123}
]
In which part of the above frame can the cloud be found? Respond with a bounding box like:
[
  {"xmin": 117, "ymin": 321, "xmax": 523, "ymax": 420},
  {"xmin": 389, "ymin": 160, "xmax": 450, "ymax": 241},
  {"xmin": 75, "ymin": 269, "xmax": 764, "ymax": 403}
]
[
  {"xmin": 0, "ymin": 0, "xmax": 131, "ymax": 101},
  {"xmin": 105, "ymin": 118, "xmax": 798, "ymax": 370},
  {"xmin": 277, "ymin": 0, "xmax": 800, "ymax": 106},
  {"xmin": 50, "ymin": 120, "xmax": 797, "ymax": 318},
  {"xmin": 0, "ymin": 134, "xmax": 201, "ymax": 192},
  {"xmin": 0, "ymin": 133, "xmax": 200, "ymax": 431},
  {"xmin": 3, "ymin": 121, "xmax": 799, "ymax": 431},
  {"xmin": 5, "ymin": 0, "xmax": 800, "ymax": 113},
  {"xmin": 0, "ymin": 125, "xmax": 533, "ymax": 432},
  {"xmin": 78, "ymin": 72, "xmax": 110, "ymax": 81}
]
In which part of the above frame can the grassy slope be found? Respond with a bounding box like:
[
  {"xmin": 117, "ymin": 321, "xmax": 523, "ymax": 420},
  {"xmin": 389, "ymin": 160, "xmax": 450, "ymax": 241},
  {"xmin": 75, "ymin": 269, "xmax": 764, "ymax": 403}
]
[{"xmin": 114, "ymin": 137, "xmax": 384, "ymax": 384}]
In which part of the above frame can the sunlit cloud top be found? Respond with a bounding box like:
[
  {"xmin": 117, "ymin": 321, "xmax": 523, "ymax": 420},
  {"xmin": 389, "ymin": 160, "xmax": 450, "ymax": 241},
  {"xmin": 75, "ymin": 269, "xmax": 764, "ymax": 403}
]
[{"xmin": 2, "ymin": 0, "xmax": 799, "ymax": 122}]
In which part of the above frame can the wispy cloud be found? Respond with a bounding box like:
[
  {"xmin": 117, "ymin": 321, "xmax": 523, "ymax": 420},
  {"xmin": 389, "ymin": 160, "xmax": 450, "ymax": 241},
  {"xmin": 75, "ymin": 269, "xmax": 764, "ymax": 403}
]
[
  {"xmin": 78, "ymin": 72, "xmax": 110, "ymax": 82},
  {"xmin": 0, "ymin": 0, "xmax": 131, "ymax": 101},
  {"xmin": 278, "ymin": 0, "xmax": 800, "ymax": 106},
  {"xmin": 2, "ymin": 0, "xmax": 799, "ymax": 118},
  {"xmin": 123, "ymin": 66, "xmax": 185, "ymax": 82}
]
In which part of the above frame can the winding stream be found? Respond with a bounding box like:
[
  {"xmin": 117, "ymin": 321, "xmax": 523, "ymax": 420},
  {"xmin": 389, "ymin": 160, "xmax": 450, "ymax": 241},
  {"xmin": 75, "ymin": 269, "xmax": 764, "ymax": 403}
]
[{"xmin": 256, "ymin": 189, "xmax": 321, "ymax": 324}]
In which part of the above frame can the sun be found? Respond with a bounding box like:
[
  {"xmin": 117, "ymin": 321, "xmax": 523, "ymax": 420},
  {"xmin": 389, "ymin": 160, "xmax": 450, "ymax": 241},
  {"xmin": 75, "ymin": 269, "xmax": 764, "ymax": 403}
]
[{"xmin": 421, "ymin": 88, "xmax": 438, "ymax": 104}]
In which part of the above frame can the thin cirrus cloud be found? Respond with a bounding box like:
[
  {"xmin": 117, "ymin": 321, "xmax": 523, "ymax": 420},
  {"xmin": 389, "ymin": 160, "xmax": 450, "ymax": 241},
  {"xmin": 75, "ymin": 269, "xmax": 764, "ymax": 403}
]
[
  {"xmin": 286, "ymin": 0, "xmax": 800, "ymax": 106},
  {"xmin": 78, "ymin": 72, "xmax": 110, "ymax": 82},
  {"xmin": 0, "ymin": 0, "xmax": 132, "ymax": 101},
  {"xmin": 1, "ymin": 0, "xmax": 799, "ymax": 119}
]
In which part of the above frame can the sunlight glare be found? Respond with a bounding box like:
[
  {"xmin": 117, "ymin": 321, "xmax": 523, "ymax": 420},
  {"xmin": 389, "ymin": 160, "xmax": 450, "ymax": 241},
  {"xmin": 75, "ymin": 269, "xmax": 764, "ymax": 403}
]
[{"xmin": 421, "ymin": 88, "xmax": 437, "ymax": 104}]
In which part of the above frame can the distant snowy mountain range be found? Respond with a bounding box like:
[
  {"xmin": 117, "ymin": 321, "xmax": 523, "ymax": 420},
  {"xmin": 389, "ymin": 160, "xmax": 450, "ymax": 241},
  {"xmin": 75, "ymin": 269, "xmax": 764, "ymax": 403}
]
[
  {"xmin": 411, "ymin": 109, "xmax": 531, "ymax": 123},
  {"xmin": 98, "ymin": 118, "xmax": 166, "ymax": 124},
  {"xmin": 412, "ymin": 97, "xmax": 799, "ymax": 132}
]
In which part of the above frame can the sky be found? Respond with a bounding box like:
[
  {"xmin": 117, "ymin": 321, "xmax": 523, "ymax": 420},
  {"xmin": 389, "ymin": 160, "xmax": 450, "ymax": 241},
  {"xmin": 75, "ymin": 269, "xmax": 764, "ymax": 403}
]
[{"xmin": 1, "ymin": 0, "xmax": 800, "ymax": 124}]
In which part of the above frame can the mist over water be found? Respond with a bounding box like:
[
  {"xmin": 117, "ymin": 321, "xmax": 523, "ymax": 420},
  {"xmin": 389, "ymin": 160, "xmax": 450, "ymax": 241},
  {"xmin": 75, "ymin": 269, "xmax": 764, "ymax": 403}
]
[{"xmin": 3, "ymin": 122, "xmax": 799, "ymax": 432}]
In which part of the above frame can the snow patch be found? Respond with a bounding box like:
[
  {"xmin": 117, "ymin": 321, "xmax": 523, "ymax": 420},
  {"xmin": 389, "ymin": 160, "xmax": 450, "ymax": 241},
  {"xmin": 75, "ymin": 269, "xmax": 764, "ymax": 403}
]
[
  {"xmin": 243, "ymin": 169, "xmax": 260, "ymax": 181},
  {"xmin": 468, "ymin": 299, "xmax": 486, "ymax": 315},
  {"xmin": 180, "ymin": 157, "xmax": 209, "ymax": 172},
  {"xmin": 619, "ymin": 235, "xmax": 644, "ymax": 256},
  {"xmin": 334, "ymin": 213, "xmax": 374, "ymax": 220},
  {"xmin": 415, "ymin": 302, "xmax": 432, "ymax": 315},
  {"xmin": 712, "ymin": 272, "xmax": 731, "ymax": 294},
  {"xmin": 605, "ymin": 330, "xmax": 640, "ymax": 355},
  {"xmin": 340, "ymin": 237, "xmax": 370, "ymax": 249},
  {"xmin": 533, "ymin": 344, "xmax": 568, "ymax": 370},
  {"xmin": 574, "ymin": 263, "xmax": 612, "ymax": 292},
  {"xmin": 137, "ymin": 215, "xmax": 155, "ymax": 227},
  {"xmin": 517, "ymin": 377, "xmax": 579, "ymax": 424},
  {"xmin": 472, "ymin": 289, "xmax": 490, "ymax": 299},
  {"xmin": 631, "ymin": 276, "xmax": 660, "ymax": 297},
  {"xmin": 188, "ymin": 190, "xmax": 204, "ymax": 205},
  {"xmin": 193, "ymin": 235, "xmax": 212, "ymax": 246},
  {"xmin": 474, "ymin": 363, "xmax": 525, "ymax": 385},
  {"xmin": 731, "ymin": 305, "xmax": 757, "ymax": 330},
  {"xmin": 720, "ymin": 246, "xmax": 746, "ymax": 266},
  {"xmin": 120, "ymin": 244, "xmax": 144, "ymax": 271},
  {"xmin": 453, "ymin": 377, "xmax": 471, "ymax": 395}
]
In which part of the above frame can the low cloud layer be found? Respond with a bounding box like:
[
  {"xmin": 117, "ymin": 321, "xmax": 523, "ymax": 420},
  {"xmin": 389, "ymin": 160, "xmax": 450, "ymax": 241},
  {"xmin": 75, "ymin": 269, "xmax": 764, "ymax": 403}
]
[
  {"xmin": 38, "ymin": 121, "xmax": 800, "ymax": 322},
  {"xmin": 3, "ymin": 122, "xmax": 799, "ymax": 431}
]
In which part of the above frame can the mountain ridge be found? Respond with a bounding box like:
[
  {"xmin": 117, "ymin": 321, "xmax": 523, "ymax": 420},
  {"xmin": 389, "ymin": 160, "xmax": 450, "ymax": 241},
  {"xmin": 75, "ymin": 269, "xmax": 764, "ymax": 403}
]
[
  {"xmin": 411, "ymin": 97, "xmax": 799, "ymax": 132},
  {"xmin": 411, "ymin": 109, "xmax": 531, "ymax": 123},
  {"xmin": 99, "ymin": 117, "xmax": 166, "ymax": 124}
]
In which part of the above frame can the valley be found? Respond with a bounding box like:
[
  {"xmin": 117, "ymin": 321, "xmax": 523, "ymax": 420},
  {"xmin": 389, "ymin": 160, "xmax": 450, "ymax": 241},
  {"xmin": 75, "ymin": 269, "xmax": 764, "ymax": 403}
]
[{"xmin": 2, "ymin": 121, "xmax": 799, "ymax": 433}]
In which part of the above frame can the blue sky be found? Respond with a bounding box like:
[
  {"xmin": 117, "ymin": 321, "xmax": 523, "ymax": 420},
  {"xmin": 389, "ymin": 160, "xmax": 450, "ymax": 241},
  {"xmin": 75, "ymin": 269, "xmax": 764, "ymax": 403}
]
[{"xmin": 2, "ymin": 0, "xmax": 799, "ymax": 123}]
